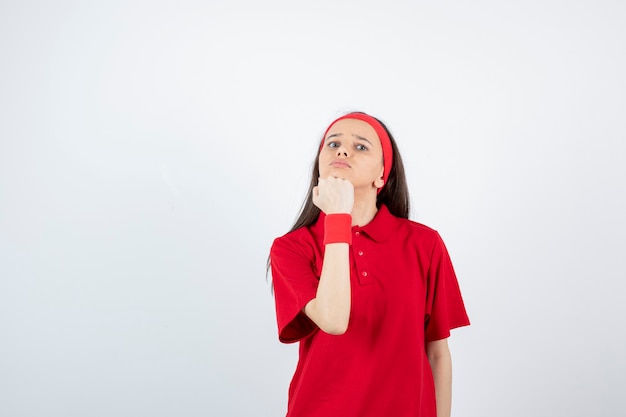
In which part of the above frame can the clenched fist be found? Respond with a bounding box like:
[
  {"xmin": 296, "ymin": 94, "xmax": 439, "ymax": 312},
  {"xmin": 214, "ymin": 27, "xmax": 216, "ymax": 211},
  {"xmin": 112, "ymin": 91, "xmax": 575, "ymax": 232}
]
[{"xmin": 312, "ymin": 177, "xmax": 354, "ymax": 214}]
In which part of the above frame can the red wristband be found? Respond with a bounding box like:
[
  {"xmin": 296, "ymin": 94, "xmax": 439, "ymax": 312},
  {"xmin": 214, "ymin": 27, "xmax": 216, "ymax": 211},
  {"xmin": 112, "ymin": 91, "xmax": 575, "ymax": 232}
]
[{"xmin": 324, "ymin": 214, "xmax": 352, "ymax": 245}]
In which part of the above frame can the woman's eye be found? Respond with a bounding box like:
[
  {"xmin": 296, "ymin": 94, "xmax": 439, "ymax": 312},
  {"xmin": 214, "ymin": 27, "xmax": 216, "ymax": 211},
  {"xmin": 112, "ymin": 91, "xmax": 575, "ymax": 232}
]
[
  {"xmin": 355, "ymin": 144, "xmax": 368, "ymax": 151},
  {"xmin": 328, "ymin": 141, "xmax": 339, "ymax": 148}
]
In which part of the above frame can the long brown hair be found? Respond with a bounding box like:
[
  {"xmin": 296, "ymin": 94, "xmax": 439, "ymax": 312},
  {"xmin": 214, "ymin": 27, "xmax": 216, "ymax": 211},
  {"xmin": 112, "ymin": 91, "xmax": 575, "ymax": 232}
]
[{"xmin": 267, "ymin": 112, "xmax": 410, "ymax": 281}]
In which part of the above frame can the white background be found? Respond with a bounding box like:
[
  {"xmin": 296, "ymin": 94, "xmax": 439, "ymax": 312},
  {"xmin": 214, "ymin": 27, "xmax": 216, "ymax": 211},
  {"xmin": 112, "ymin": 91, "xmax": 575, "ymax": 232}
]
[{"xmin": 1, "ymin": 1, "xmax": 625, "ymax": 416}]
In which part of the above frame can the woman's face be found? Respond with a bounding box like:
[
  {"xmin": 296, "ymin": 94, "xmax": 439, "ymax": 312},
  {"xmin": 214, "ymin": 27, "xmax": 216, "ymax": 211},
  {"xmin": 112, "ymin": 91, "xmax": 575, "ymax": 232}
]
[{"xmin": 318, "ymin": 118, "xmax": 385, "ymax": 191}]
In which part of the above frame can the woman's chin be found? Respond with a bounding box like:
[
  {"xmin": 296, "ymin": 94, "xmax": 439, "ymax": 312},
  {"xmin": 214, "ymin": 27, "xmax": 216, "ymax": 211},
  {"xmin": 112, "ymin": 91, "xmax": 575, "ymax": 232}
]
[{"xmin": 321, "ymin": 170, "xmax": 349, "ymax": 180}]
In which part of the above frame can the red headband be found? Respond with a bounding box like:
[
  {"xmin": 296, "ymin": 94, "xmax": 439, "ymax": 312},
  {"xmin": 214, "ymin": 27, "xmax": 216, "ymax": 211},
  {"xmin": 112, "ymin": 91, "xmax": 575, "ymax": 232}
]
[{"xmin": 320, "ymin": 113, "xmax": 393, "ymax": 190}]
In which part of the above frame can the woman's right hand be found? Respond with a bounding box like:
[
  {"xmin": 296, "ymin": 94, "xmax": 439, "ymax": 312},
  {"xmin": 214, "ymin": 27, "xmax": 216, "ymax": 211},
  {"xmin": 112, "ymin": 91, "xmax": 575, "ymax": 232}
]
[{"xmin": 312, "ymin": 176, "xmax": 354, "ymax": 214}]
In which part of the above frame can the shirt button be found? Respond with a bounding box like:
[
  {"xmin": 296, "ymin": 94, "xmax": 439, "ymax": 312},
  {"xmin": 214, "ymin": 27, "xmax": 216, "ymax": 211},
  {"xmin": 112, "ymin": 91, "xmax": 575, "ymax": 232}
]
[
  {"xmin": 358, "ymin": 250, "xmax": 364, "ymax": 256},
  {"xmin": 362, "ymin": 271, "xmax": 368, "ymax": 277},
  {"xmin": 354, "ymin": 231, "xmax": 360, "ymax": 237}
]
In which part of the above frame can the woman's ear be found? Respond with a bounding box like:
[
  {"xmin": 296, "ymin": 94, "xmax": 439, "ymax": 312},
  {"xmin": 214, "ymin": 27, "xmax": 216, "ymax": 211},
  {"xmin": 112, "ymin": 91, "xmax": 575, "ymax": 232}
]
[{"xmin": 374, "ymin": 168, "xmax": 385, "ymax": 189}]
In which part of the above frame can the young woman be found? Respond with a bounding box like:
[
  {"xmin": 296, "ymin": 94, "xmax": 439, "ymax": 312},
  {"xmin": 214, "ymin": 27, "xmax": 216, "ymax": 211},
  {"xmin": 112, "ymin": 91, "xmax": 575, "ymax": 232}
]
[{"xmin": 269, "ymin": 112, "xmax": 470, "ymax": 417}]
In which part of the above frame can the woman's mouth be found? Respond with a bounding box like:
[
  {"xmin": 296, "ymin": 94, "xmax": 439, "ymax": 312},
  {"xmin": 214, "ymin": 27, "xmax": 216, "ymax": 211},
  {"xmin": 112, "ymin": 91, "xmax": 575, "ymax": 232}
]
[{"xmin": 330, "ymin": 160, "xmax": 351, "ymax": 168}]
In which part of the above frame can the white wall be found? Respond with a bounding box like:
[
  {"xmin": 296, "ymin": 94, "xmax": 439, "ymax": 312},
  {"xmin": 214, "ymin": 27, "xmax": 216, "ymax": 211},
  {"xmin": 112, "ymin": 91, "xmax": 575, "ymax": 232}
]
[{"xmin": 1, "ymin": 1, "xmax": 625, "ymax": 416}]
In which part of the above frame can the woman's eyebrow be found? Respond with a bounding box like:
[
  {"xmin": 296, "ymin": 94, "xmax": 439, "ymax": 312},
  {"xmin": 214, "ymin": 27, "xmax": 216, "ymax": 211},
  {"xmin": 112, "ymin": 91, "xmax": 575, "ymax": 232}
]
[
  {"xmin": 353, "ymin": 134, "xmax": 373, "ymax": 145},
  {"xmin": 325, "ymin": 133, "xmax": 373, "ymax": 145}
]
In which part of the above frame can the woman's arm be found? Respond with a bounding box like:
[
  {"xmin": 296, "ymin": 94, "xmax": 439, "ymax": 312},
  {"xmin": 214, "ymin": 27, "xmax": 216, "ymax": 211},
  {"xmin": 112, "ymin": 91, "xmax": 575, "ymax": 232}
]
[
  {"xmin": 427, "ymin": 338, "xmax": 452, "ymax": 417},
  {"xmin": 303, "ymin": 176, "xmax": 354, "ymax": 335},
  {"xmin": 303, "ymin": 242, "xmax": 350, "ymax": 334}
]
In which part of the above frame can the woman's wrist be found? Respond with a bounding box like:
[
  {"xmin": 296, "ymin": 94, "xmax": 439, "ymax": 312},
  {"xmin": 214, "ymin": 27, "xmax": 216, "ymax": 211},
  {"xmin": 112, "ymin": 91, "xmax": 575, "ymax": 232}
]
[{"xmin": 323, "ymin": 213, "xmax": 352, "ymax": 245}]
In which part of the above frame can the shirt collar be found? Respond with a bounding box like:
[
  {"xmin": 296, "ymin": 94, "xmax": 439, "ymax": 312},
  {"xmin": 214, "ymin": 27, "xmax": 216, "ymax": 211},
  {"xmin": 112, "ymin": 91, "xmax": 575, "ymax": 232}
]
[{"xmin": 312, "ymin": 204, "xmax": 397, "ymax": 243}]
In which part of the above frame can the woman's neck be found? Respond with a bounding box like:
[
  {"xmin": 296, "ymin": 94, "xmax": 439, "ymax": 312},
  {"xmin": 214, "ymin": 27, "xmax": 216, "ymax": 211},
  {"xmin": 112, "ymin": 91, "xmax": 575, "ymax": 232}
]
[{"xmin": 351, "ymin": 190, "xmax": 379, "ymax": 226}]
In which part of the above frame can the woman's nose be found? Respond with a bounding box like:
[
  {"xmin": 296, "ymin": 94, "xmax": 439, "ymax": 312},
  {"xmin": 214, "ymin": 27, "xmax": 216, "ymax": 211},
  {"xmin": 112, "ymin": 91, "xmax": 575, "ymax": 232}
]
[{"xmin": 336, "ymin": 147, "xmax": 348, "ymax": 157}]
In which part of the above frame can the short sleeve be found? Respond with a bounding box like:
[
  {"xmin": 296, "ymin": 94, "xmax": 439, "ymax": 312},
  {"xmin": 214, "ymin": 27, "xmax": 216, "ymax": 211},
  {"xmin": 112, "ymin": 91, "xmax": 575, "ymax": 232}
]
[
  {"xmin": 424, "ymin": 232, "xmax": 470, "ymax": 342},
  {"xmin": 270, "ymin": 236, "xmax": 320, "ymax": 343}
]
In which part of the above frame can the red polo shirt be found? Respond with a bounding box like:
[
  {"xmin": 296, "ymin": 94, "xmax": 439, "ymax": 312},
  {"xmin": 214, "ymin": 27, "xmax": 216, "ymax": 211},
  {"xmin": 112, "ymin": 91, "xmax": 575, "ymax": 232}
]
[{"xmin": 270, "ymin": 205, "xmax": 470, "ymax": 417}]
